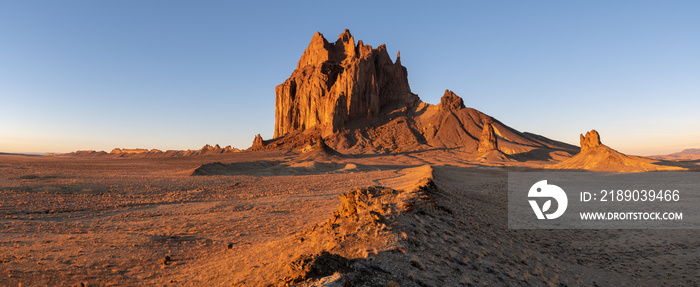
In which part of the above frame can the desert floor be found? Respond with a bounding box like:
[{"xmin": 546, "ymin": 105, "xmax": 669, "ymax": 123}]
[{"xmin": 0, "ymin": 151, "xmax": 698, "ymax": 286}]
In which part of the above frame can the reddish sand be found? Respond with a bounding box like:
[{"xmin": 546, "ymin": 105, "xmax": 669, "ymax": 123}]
[{"xmin": 1, "ymin": 150, "xmax": 698, "ymax": 286}]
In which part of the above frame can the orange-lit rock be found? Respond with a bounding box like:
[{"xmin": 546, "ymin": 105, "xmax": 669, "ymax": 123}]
[
  {"xmin": 438, "ymin": 90, "xmax": 466, "ymax": 112},
  {"xmin": 579, "ymin": 130, "xmax": 601, "ymax": 152},
  {"xmin": 274, "ymin": 29, "xmax": 419, "ymax": 138},
  {"xmin": 251, "ymin": 134, "xmax": 265, "ymax": 151},
  {"xmin": 477, "ymin": 122, "xmax": 499, "ymax": 152},
  {"xmin": 553, "ymin": 129, "xmax": 682, "ymax": 172}
]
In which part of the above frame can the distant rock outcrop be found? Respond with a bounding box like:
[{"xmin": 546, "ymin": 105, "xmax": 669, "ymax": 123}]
[
  {"xmin": 199, "ymin": 144, "xmax": 241, "ymax": 155},
  {"xmin": 579, "ymin": 130, "xmax": 602, "ymax": 152},
  {"xmin": 223, "ymin": 145, "xmax": 239, "ymax": 153},
  {"xmin": 438, "ymin": 89, "xmax": 466, "ymax": 112},
  {"xmin": 274, "ymin": 29, "xmax": 419, "ymax": 138},
  {"xmin": 63, "ymin": 144, "xmax": 241, "ymax": 157},
  {"xmin": 296, "ymin": 136, "xmax": 344, "ymax": 162},
  {"xmin": 651, "ymin": 148, "xmax": 700, "ymax": 161},
  {"xmin": 201, "ymin": 144, "xmax": 216, "ymax": 153},
  {"xmin": 552, "ymin": 130, "xmax": 682, "ymax": 172},
  {"xmin": 477, "ymin": 122, "xmax": 498, "ymax": 152},
  {"xmin": 674, "ymin": 148, "xmax": 700, "ymax": 155},
  {"xmin": 251, "ymin": 134, "xmax": 265, "ymax": 151},
  {"xmin": 110, "ymin": 148, "xmax": 149, "ymax": 155},
  {"xmin": 67, "ymin": 150, "xmax": 108, "ymax": 157}
]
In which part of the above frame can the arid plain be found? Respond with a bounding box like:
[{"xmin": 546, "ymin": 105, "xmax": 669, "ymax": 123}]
[
  {"xmin": 1, "ymin": 150, "xmax": 698, "ymax": 286},
  {"xmin": 2, "ymin": 29, "xmax": 699, "ymax": 286}
]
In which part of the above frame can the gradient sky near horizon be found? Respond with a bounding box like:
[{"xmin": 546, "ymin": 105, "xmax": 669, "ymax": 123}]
[{"xmin": 1, "ymin": 1, "xmax": 698, "ymax": 155}]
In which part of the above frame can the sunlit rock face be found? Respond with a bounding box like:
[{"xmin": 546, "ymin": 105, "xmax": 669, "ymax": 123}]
[
  {"xmin": 274, "ymin": 29, "xmax": 419, "ymax": 138},
  {"xmin": 579, "ymin": 130, "xmax": 602, "ymax": 152},
  {"xmin": 477, "ymin": 122, "xmax": 499, "ymax": 153}
]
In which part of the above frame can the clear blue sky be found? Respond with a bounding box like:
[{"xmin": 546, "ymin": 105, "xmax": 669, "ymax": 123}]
[{"xmin": 1, "ymin": 1, "xmax": 698, "ymax": 155}]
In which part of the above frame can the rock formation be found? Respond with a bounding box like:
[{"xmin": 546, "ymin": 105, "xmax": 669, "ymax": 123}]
[
  {"xmin": 251, "ymin": 134, "xmax": 265, "ymax": 151},
  {"xmin": 674, "ymin": 148, "xmax": 700, "ymax": 155},
  {"xmin": 477, "ymin": 122, "xmax": 499, "ymax": 152},
  {"xmin": 267, "ymin": 30, "xmax": 579, "ymax": 157},
  {"xmin": 552, "ymin": 130, "xmax": 682, "ymax": 172},
  {"xmin": 417, "ymin": 89, "xmax": 575, "ymax": 155},
  {"xmin": 200, "ymin": 144, "xmax": 235, "ymax": 155},
  {"xmin": 64, "ymin": 144, "xmax": 241, "ymax": 157},
  {"xmin": 296, "ymin": 136, "xmax": 344, "ymax": 162},
  {"xmin": 223, "ymin": 145, "xmax": 240, "ymax": 153},
  {"xmin": 579, "ymin": 130, "xmax": 601, "ymax": 152},
  {"xmin": 274, "ymin": 29, "xmax": 419, "ymax": 138},
  {"xmin": 438, "ymin": 89, "xmax": 465, "ymax": 112},
  {"xmin": 110, "ymin": 148, "xmax": 149, "ymax": 155},
  {"xmin": 200, "ymin": 144, "xmax": 216, "ymax": 153},
  {"xmin": 652, "ymin": 148, "xmax": 700, "ymax": 161},
  {"xmin": 67, "ymin": 150, "xmax": 108, "ymax": 157}
]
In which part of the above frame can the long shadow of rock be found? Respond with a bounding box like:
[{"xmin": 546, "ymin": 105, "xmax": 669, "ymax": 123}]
[{"xmin": 190, "ymin": 161, "xmax": 282, "ymax": 176}]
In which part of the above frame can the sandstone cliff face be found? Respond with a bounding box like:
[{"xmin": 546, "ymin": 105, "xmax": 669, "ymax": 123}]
[
  {"xmin": 274, "ymin": 29, "xmax": 419, "ymax": 138},
  {"xmin": 477, "ymin": 122, "xmax": 499, "ymax": 152},
  {"xmin": 580, "ymin": 130, "xmax": 601, "ymax": 152}
]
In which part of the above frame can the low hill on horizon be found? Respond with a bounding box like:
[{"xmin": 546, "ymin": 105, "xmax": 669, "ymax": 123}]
[
  {"xmin": 61, "ymin": 144, "xmax": 242, "ymax": 158},
  {"xmin": 651, "ymin": 148, "xmax": 700, "ymax": 161}
]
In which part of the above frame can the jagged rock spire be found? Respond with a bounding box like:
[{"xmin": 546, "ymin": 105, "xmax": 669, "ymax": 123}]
[
  {"xmin": 274, "ymin": 29, "xmax": 419, "ymax": 138},
  {"xmin": 438, "ymin": 89, "xmax": 466, "ymax": 112},
  {"xmin": 580, "ymin": 130, "xmax": 602, "ymax": 152},
  {"xmin": 478, "ymin": 121, "xmax": 499, "ymax": 152}
]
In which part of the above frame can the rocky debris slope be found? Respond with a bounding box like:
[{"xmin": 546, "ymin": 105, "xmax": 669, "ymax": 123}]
[
  {"xmin": 233, "ymin": 165, "xmax": 637, "ymax": 286},
  {"xmin": 295, "ymin": 136, "xmax": 344, "ymax": 162},
  {"xmin": 330, "ymin": 89, "xmax": 576, "ymax": 155},
  {"xmin": 552, "ymin": 130, "xmax": 683, "ymax": 172}
]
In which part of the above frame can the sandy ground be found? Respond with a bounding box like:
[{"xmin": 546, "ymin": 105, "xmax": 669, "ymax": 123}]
[{"xmin": 0, "ymin": 151, "xmax": 698, "ymax": 286}]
